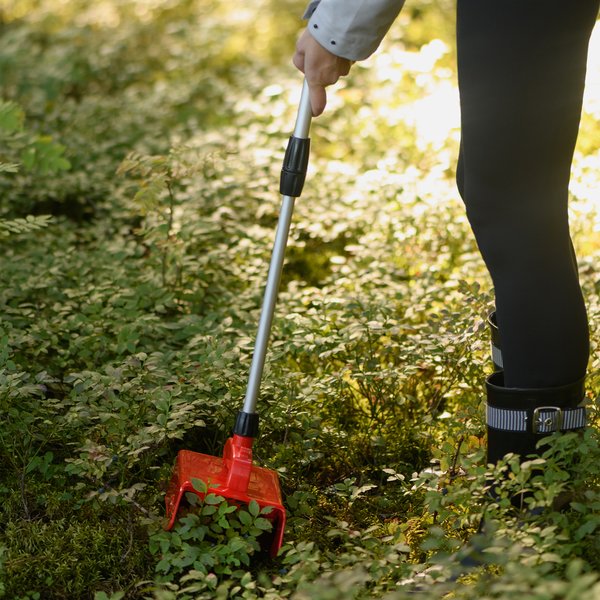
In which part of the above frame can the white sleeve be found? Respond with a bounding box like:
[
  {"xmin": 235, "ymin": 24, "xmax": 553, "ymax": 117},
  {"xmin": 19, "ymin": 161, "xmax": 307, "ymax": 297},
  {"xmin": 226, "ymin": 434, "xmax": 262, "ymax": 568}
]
[{"xmin": 303, "ymin": 0, "xmax": 406, "ymax": 61}]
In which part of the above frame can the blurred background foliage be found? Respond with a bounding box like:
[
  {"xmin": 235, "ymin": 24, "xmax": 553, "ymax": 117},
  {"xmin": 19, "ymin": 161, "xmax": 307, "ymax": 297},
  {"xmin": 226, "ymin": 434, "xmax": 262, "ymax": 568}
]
[{"xmin": 0, "ymin": 0, "xmax": 599, "ymax": 598}]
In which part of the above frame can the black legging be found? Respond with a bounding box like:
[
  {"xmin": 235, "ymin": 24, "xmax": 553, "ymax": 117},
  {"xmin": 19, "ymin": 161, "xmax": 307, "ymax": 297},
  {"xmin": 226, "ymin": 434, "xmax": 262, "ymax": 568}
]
[{"xmin": 456, "ymin": 0, "xmax": 599, "ymax": 389}]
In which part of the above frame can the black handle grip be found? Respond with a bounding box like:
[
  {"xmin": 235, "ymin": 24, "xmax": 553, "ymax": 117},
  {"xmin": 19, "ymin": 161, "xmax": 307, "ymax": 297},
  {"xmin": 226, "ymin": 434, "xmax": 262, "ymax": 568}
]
[
  {"xmin": 279, "ymin": 136, "xmax": 310, "ymax": 197},
  {"xmin": 233, "ymin": 411, "xmax": 259, "ymax": 437}
]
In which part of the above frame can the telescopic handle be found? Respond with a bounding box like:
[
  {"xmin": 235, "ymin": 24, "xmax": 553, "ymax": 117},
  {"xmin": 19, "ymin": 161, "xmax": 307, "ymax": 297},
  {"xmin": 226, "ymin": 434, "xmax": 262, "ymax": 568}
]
[
  {"xmin": 292, "ymin": 78, "xmax": 312, "ymax": 139},
  {"xmin": 235, "ymin": 80, "xmax": 313, "ymax": 435}
]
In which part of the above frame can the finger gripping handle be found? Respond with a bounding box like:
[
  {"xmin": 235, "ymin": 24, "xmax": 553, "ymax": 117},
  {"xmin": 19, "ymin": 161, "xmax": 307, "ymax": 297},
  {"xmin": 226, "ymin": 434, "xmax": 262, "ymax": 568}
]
[{"xmin": 279, "ymin": 136, "xmax": 311, "ymax": 197}]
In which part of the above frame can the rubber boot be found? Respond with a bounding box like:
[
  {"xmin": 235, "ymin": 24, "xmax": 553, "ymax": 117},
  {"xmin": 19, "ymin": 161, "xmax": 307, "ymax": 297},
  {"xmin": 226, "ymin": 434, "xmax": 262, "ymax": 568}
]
[
  {"xmin": 487, "ymin": 371, "xmax": 586, "ymax": 462},
  {"xmin": 486, "ymin": 371, "xmax": 586, "ymax": 491},
  {"xmin": 485, "ymin": 313, "xmax": 586, "ymax": 462},
  {"xmin": 459, "ymin": 318, "xmax": 586, "ymax": 568}
]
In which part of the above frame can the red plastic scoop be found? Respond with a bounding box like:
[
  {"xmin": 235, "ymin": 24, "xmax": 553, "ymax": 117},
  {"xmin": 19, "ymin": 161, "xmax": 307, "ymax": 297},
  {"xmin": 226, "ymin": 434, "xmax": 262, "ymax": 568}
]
[
  {"xmin": 164, "ymin": 80, "xmax": 312, "ymax": 557},
  {"xmin": 165, "ymin": 437, "xmax": 286, "ymax": 556}
]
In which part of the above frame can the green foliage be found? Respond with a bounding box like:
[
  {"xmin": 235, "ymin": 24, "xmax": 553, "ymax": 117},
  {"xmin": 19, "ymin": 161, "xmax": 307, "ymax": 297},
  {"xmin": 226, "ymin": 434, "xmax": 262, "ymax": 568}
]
[
  {"xmin": 0, "ymin": 98, "xmax": 63, "ymax": 234},
  {"xmin": 0, "ymin": 493, "xmax": 153, "ymax": 599},
  {"xmin": 0, "ymin": 100, "xmax": 24, "ymax": 133},
  {"xmin": 0, "ymin": 1, "xmax": 599, "ymax": 599},
  {"xmin": 0, "ymin": 214, "xmax": 53, "ymax": 237},
  {"xmin": 149, "ymin": 486, "xmax": 275, "ymax": 598},
  {"xmin": 0, "ymin": 99, "xmax": 71, "ymax": 178}
]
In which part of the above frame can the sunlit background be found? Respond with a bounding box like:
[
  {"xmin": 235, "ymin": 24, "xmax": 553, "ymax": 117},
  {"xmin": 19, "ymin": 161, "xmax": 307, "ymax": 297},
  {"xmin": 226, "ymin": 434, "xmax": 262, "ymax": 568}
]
[
  {"xmin": 2, "ymin": 0, "xmax": 596, "ymax": 215},
  {"xmin": 1, "ymin": 0, "xmax": 597, "ymax": 291}
]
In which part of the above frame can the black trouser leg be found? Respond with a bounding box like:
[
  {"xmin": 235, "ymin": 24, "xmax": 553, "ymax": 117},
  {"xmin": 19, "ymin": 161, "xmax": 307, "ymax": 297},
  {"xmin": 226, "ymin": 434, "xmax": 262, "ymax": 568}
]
[{"xmin": 456, "ymin": 0, "xmax": 598, "ymax": 389}]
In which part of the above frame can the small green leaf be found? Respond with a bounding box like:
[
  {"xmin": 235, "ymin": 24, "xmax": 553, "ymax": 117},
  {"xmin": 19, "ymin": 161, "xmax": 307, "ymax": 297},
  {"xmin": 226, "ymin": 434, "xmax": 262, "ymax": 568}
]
[
  {"xmin": 191, "ymin": 478, "xmax": 208, "ymax": 494},
  {"xmin": 184, "ymin": 491, "xmax": 199, "ymax": 506},
  {"xmin": 0, "ymin": 100, "xmax": 24, "ymax": 134},
  {"xmin": 0, "ymin": 162, "xmax": 19, "ymax": 173},
  {"xmin": 575, "ymin": 519, "xmax": 599, "ymax": 540},
  {"xmin": 238, "ymin": 510, "xmax": 252, "ymax": 526},
  {"xmin": 253, "ymin": 517, "xmax": 272, "ymax": 531},
  {"xmin": 204, "ymin": 493, "xmax": 224, "ymax": 505},
  {"xmin": 228, "ymin": 537, "xmax": 246, "ymax": 552}
]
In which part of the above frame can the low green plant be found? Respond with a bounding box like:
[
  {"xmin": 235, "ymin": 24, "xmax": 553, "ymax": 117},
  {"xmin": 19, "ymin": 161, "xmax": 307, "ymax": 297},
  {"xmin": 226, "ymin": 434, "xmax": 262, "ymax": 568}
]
[
  {"xmin": 149, "ymin": 480, "xmax": 275, "ymax": 599},
  {"xmin": 0, "ymin": 99, "xmax": 66, "ymax": 233},
  {"xmin": 0, "ymin": 1, "xmax": 599, "ymax": 598}
]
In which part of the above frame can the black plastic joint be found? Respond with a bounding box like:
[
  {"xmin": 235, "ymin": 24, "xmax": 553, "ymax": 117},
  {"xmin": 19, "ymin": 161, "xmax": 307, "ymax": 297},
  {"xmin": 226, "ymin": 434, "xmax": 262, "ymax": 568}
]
[
  {"xmin": 233, "ymin": 411, "xmax": 259, "ymax": 437},
  {"xmin": 279, "ymin": 136, "xmax": 310, "ymax": 197}
]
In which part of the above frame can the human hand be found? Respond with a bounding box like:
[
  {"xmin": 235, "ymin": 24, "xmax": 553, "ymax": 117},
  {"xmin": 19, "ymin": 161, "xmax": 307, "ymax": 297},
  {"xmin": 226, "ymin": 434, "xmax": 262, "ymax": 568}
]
[{"xmin": 292, "ymin": 28, "xmax": 353, "ymax": 116}]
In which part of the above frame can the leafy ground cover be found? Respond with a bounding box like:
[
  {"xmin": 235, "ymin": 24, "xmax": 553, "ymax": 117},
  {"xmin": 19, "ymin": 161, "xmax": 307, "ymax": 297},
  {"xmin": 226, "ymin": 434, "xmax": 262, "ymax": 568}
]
[{"xmin": 1, "ymin": 1, "xmax": 599, "ymax": 598}]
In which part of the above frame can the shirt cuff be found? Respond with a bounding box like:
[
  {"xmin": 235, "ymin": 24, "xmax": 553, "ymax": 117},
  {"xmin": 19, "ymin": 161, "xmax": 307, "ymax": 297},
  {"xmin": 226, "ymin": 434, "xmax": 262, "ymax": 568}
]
[{"xmin": 302, "ymin": 0, "xmax": 405, "ymax": 62}]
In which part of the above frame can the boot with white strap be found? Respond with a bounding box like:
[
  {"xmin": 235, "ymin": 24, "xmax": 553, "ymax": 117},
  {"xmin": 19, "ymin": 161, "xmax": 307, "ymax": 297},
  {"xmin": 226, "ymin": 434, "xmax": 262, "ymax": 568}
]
[
  {"xmin": 485, "ymin": 311, "xmax": 587, "ymax": 465},
  {"xmin": 486, "ymin": 371, "xmax": 587, "ymax": 464}
]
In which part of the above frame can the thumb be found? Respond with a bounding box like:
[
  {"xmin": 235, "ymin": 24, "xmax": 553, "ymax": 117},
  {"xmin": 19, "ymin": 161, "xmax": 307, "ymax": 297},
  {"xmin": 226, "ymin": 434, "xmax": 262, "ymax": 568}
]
[{"xmin": 308, "ymin": 83, "xmax": 327, "ymax": 117}]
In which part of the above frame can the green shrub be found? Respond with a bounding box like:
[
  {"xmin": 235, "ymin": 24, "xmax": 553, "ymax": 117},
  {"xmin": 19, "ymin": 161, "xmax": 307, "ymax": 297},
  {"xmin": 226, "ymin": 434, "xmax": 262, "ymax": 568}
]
[{"xmin": 1, "ymin": 1, "xmax": 599, "ymax": 598}]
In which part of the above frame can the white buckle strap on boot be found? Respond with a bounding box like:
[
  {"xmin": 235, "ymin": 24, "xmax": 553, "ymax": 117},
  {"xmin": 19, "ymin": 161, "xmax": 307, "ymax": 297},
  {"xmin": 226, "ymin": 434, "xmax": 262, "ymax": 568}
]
[
  {"xmin": 485, "ymin": 371, "xmax": 587, "ymax": 464},
  {"xmin": 486, "ymin": 403, "xmax": 587, "ymax": 434},
  {"xmin": 491, "ymin": 344, "xmax": 503, "ymax": 369},
  {"xmin": 487, "ymin": 311, "xmax": 503, "ymax": 371}
]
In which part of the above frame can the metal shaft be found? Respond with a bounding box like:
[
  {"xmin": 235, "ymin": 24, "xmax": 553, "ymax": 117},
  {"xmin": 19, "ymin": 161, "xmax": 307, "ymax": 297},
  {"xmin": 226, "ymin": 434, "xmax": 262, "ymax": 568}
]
[{"xmin": 242, "ymin": 80, "xmax": 312, "ymax": 415}]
